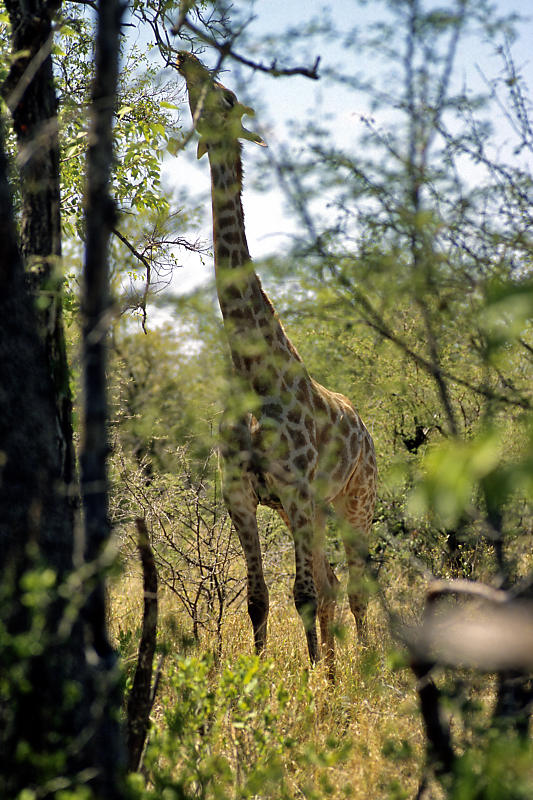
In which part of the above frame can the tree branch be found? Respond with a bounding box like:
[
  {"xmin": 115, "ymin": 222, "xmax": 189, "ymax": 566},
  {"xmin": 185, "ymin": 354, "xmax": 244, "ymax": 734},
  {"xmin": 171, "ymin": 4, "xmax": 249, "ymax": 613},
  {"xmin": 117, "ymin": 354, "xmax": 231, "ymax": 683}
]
[
  {"xmin": 426, "ymin": 578, "xmax": 508, "ymax": 605},
  {"xmin": 172, "ymin": 14, "xmax": 320, "ymax": 80},
  {"xmin": 112, "ymin": 226, "xmax": 151, "ymax": 332}
]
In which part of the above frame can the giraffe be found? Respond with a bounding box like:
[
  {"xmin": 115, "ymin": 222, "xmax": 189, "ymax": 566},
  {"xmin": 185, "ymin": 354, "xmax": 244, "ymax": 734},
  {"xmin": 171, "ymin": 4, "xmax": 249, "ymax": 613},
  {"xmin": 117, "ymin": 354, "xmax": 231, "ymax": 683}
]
[{"xmin": 176, "ymin": 52, "xmax": 377, "ymax": 678}]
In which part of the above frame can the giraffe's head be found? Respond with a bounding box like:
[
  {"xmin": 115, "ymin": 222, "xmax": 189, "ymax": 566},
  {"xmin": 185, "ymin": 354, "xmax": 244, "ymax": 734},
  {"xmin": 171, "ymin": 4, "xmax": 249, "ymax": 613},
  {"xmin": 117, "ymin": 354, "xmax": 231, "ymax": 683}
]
[{"xmin": 177, "ymin": 51, "xmax": 266, "ymax": 159}]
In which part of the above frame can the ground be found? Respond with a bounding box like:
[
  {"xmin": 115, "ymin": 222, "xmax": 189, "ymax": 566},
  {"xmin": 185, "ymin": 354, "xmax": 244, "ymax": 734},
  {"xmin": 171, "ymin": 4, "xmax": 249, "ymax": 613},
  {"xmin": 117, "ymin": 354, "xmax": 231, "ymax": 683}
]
[{"xmin": 110, "ymin": 569, "xmax": 430, "ymax": 799}]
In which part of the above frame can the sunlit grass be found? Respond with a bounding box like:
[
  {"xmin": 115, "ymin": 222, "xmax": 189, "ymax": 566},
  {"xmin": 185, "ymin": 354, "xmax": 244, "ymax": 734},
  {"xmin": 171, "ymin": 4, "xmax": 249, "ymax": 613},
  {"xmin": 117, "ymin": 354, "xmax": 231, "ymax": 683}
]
[{"xmin": 110, "ymin": 569, "xmax": 426, "ymax": 799}]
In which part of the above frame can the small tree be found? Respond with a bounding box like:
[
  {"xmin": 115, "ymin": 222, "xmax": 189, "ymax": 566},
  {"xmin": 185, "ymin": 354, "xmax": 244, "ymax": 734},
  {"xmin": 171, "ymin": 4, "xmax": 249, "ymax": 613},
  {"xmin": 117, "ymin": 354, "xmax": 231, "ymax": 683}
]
[{"xmin": 115, "ymin": 445, "xmax": 246, "ymax": 657}]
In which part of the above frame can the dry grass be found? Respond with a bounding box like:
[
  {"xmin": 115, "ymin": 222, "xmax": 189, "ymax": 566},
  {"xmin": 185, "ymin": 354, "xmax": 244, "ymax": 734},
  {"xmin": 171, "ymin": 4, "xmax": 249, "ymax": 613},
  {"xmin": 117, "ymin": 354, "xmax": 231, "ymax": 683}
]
[{"xmin": 110, "ymin": 570, "xmax": 427, "ymax": 799}]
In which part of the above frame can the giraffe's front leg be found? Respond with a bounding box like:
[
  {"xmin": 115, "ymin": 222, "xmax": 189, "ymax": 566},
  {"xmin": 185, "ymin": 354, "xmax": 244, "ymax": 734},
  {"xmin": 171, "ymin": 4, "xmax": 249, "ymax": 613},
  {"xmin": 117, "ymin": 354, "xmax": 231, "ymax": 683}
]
[
  {"xmin": 222, "ymin": 494, "xmax": 266, "ymax": 656},
  {"xmin": 228, "ymin": 501, "xmax": 269, "ymax": 654},
  {"xmin": 220, "ymin": 416, "xmax": 269, "ymax": 654},
  {"xmin": 279, "ymin": 487, "xmax": 320, "ymax": 666},
  {"xmin": 314, "ymin": 553, "xmax": 340, "ymax": 681}
]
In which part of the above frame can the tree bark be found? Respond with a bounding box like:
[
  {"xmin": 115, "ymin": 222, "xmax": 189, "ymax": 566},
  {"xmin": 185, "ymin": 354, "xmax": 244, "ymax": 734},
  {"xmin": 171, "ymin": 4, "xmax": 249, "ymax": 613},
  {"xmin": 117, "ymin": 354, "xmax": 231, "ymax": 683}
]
[
  {"xmin": 411, "ymin": 661, "xmax": 455, "ymax": 775},
  {"xmin": 0, "ymin": 0, "xmax": 128, "ymax": 794},
  {"xmin": 78, "ymin": 0, "xmax": 127, "ymax": 794},
  {"xmin": 0, "ymin": 112, "xmax": 73, "ymax": 567},
  {"xmin": 127, "ymin": 518, "xmax": 159, "ymax": 772},
  {"xmin": 2, "ymin": 0, "xmax": 76, "ymax": 527},
  {"xmin": 0, "ymin": 110, "xmax": 89, "ymax": 800}
]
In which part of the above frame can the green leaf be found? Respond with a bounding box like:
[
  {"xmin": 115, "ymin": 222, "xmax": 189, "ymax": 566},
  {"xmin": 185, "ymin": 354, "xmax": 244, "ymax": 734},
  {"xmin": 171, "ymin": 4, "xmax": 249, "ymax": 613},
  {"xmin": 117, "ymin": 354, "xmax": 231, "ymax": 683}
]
[{"xmin": 117, "ymin": 105, "xmax": 133, "ymax": 119}]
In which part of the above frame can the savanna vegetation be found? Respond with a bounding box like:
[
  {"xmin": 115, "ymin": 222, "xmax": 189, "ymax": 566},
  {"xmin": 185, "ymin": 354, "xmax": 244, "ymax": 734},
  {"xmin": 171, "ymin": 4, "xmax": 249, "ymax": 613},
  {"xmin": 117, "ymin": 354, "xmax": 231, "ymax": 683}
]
[{"xmin": 0, "ymin": 0, "xmax": 532, "ymax": 798}]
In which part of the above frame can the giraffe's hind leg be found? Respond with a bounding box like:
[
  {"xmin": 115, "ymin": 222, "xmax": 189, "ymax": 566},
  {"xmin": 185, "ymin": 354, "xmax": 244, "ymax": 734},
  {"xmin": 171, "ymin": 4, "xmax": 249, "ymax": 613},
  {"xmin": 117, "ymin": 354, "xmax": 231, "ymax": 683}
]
[
  {"xmin": 333, "ymin": 458, "xmax": 377, "ymax": 644},
  {"xmin": 313, "ymin": 512, "xmax": 340, "ymax": 680},
  {"xmin": 342, "ymin": 534, "xmax": 370, "ymax": 642},
  {"xmin": 275, "ymin": 484, "xmax": 321, "ymax": 666}
]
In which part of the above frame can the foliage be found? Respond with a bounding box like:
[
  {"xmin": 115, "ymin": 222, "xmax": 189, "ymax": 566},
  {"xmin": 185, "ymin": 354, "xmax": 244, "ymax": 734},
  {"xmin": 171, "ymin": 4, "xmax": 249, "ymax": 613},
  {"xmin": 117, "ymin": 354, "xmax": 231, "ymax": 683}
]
[
  {"xmin": 0, "ymin": 557, "xmax": 119, "ymax": 799},
  {"xmin": 118, "ymin": 637, "xmax": 416, "ymax": 800},
  {"xmin": 1, "ymin": 0, "xmax": 533, "ymax": 796},
  {"xmin": 450, "ymin": 734, "xmax": 533, "ymax": 800},
  {"xmin": 140, "ymin": 653, "xmax": 302, "ymax": 799}
]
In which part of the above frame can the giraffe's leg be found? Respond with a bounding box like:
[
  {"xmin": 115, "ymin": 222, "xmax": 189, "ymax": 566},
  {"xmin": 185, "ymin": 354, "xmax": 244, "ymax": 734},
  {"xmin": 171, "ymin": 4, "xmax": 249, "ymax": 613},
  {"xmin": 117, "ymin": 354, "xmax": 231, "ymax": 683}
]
[
  {"xmin": 313, "ymin": 511, "xmax": 339, "ymax": 681},
  {"xmin": 220, "ymin": 480, "xmax": 267, "ymax": 650},
  {"xmin": 333, "ymin": 476, "xmax": 376, "ymax": 644},
  {"xmin": 277, "ymin": 486, "xmax": 320, "ymax": 666},
  {"xmin": 220, "ymin": 414, "xmax": 269, "ymax": 654},
  {"xmin": 342, "ymin": 535, "xmax": 369, "ymax": 642},
  {"xmin": 230, "ymin": 502, "xmax": 269, "ymax": 654}
]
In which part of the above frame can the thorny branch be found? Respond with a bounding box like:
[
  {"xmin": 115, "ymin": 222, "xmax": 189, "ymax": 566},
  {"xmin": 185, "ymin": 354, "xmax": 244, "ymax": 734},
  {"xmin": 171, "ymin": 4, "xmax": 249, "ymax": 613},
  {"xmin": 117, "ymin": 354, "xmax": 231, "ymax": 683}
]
[
  {"xmin": 112, "ymin": 220, "xmax": 209, "ymax": 331},
  {"xmin": 134, "ymin": 0, "xmax": 177, "ymax": 69},
  {"xmin": 172, "ymin": 11, "xmax": 320, "ymax": 80},
  {"xmin": 114, "ymin": 447, "xmax": 246, "ymax": 652},
  {"xmin": 271, "ymin": 148, "xmax": 531, "ymax": 412},
  {"xmin": 113, "ymin": 226, "xmax": 153, "ymax": 333}
]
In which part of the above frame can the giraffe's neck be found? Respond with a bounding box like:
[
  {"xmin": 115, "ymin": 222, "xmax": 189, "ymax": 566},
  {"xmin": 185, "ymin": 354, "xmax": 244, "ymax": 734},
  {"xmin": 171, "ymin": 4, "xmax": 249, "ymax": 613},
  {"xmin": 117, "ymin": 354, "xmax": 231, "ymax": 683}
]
[{"xmin": 208, "ymin": 146, "xmax": 307, "ymax": 397}]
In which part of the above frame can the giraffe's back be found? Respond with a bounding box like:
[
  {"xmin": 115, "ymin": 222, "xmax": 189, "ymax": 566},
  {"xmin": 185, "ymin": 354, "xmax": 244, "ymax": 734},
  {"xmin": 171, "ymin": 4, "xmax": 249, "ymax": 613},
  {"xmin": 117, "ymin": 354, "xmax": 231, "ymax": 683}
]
[{"xmin": 309, "ymin": 379, "xmax": 376, "ymax": 507}]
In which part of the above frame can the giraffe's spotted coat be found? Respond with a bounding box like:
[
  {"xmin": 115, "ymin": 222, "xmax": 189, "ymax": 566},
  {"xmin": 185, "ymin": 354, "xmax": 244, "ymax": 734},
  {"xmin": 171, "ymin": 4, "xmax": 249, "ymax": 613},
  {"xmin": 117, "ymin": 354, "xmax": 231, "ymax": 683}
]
[{"xmin": 177, "ymin": 52, "xmax": 377, "ymax": 678}]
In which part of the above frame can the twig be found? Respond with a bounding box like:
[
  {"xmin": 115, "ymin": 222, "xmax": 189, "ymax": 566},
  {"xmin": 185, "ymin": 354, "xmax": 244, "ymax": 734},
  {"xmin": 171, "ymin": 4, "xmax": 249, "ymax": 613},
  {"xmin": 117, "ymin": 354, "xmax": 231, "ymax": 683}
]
[
  {"xmin": 172, "ymin": 14, "xmax": 320, "ymax": 80},
  {"xmin": 112, "ymin": 227, "xmax": 151, "ymax": 333}
]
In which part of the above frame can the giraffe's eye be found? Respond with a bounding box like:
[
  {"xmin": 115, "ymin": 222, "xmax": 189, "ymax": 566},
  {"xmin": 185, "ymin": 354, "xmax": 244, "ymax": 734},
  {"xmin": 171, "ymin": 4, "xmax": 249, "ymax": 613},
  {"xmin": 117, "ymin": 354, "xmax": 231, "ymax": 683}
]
[{"xmin": 222, "ymin": 90, "xmax": 236, "ymax": 109}]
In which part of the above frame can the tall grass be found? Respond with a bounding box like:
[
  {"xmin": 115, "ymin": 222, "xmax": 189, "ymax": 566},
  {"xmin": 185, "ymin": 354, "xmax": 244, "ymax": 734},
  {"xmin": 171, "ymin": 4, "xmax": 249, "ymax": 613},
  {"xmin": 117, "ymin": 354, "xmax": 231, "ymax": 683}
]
[{"xmin": 110, "ymin": 571, "xmax": 426, "ymax": 799}]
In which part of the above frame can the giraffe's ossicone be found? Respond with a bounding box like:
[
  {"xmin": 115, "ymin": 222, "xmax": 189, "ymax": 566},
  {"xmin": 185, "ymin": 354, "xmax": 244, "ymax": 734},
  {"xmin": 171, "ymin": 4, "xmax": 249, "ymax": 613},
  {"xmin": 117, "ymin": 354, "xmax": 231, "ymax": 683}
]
[{"xmin": 177, "ymin": 52, "xmax": 377, "ymax": 679}]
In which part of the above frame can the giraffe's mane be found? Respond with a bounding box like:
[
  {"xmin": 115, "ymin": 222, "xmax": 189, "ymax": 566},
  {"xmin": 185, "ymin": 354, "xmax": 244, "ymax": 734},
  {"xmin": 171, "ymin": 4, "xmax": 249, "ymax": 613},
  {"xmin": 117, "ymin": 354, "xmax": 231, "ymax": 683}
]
[{"xmin": 235, "ymin": 140, "xmax": 243, "ymax": 193}]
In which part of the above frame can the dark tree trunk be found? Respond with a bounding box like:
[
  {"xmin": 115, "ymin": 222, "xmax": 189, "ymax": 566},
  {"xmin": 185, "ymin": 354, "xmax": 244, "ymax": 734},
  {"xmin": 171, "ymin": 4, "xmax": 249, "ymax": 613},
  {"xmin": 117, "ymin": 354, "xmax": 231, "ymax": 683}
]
[
  {"xmin": 80, "ymin": 0, "xmax": 122, "ymax": 656},
  {"xmin": 78, "ymin": 0, "xmax": 128, "ymax": 794},
  {"xmin": 411, "ymin": 661, "xmax": 455, "ymax": 776},
  {"xmin": 127, "ymin": 518, "xmax": 159, "ymax": 772},
  {"xmin": 0, "ymin": 0, "xmax": 128, "ymax": 794},
  {"xmin": 0, "ymin": 111, "xmax": 90, "ymax": 799},
  {"xmin": 0, "ymin": 117, "xmax": 72, "ymax": 568},
  {"xmin": 2, "ymin": 0, "xmax": 76, "ymax": 527}
]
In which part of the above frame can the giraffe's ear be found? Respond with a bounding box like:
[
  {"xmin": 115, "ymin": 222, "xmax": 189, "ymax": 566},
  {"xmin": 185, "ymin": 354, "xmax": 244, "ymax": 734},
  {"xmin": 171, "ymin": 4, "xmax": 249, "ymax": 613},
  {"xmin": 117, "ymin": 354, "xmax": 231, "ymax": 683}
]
[{"xmin": 197, "ymin": 139, "xmax": 208, "ymax": 159}]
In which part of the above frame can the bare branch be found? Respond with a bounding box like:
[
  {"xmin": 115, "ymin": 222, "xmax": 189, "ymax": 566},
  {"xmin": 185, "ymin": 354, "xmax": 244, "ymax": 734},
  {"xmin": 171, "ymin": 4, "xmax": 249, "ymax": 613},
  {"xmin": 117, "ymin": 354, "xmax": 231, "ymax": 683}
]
[
  {"xmin": 172, "ymin": 14, "xmax": 320, "ymax": 80},
  {"xmin": 112, "ymin": 226, "xmax": 151, "ymax": 332},
  {"xmin": 426, "ymin": 578, "xmax": 508, "ymax": 605},
  {"xmin": 407, "ymin": 600, "xmax": 533, "ymax": 672}
]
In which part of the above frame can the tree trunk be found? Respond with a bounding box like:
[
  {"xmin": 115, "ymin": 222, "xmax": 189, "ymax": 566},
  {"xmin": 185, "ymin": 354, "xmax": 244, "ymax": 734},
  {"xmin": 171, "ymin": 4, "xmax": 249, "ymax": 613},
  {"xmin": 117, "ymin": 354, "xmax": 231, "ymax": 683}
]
[
  {"xmin": 2, "ymin": 0, "xmax": 76, "ymax": 530},
  {"xmin": 0, "ymin": 0, "xmax": 128, "ymax": 794},
  {"xmin": 127, "ymin": 518, "xmax": 159, "ymax": 772},
  {"xmin": 0, "ymin": 111, "xmax": 90, "ymax": 799},
  {"xmin": 78, "ymin": 0, "xmax": 127, "ymax": 793}
]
